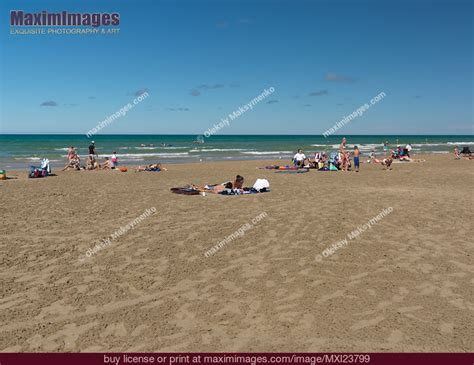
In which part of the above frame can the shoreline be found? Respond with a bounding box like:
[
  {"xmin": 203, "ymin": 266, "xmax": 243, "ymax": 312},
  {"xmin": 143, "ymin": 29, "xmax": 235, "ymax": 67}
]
[{"xmin": 0, "ymin": 152, "xmax": 454, "ymax": 173}]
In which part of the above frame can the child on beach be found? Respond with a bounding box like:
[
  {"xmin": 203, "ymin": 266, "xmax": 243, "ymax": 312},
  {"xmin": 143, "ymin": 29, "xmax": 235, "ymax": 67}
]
[
  {"xmin": 353, "ymin": 146, "xmax": 360, "ymax": 172},
  {"xmin": 111, "ymin": 151, "xmax": 118, "ymax": 168},
  {"xmin": 101, "ymin": 157, "xmax": 112, "ymax": 169}
]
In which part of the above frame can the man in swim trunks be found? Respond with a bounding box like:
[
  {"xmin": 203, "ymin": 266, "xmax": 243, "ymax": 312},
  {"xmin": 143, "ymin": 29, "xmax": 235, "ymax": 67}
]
[
  {"xmin": 88, "ymin": 141, "xmax": 97, "ymax": 158},
  {"xmin": 353, "ymin": 145, "xmax": 360, "ymax": 172}
]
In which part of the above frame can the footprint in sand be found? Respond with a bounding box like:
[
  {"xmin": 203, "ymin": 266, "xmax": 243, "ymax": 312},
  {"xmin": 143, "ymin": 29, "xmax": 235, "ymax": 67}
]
[
  {"xmin": 387, "ymin": 329, "xmax": 404, "ymax": 345},
  {"xmin": 439, "ymin": 322, "xmax": 454, "ymax": 334},
  {"xmin": 350, "ymin": 316, "xmax": 385, "ymax": 331}
]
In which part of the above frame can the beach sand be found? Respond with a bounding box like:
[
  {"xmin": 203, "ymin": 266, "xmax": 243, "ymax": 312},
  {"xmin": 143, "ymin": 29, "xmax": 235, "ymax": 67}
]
[{"xmin": 0, "ymin": 154, "xmax": 473, "ymax": 352}]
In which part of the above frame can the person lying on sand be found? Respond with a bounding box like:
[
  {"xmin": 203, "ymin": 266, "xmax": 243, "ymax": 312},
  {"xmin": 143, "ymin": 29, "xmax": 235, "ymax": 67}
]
[
  {"xmin": 135, "ymin": 163, "xmax": 167, "ymax": 172},
  {"xmin": 194, "ymin": 175, "xmax": 245, "ymax": 194}
]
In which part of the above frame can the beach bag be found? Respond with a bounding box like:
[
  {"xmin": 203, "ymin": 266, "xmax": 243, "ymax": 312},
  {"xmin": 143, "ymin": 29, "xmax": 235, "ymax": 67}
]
[
  {"xmin": 0, "ymin": 170, "xmax": 6, "ymax": 180},
  {"xmin": 29, "ymin": 167, "xmax": 46, "ymax": 178},
  {"xmin": 253, "ymin": 179, "xmax": 270, "ymax": 192}
]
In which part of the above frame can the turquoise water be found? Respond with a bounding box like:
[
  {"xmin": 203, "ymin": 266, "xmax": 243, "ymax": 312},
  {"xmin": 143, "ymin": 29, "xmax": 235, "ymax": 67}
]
[{"xmin": 0, "ymin": 134, "xmax": 473, "ymax": 169}]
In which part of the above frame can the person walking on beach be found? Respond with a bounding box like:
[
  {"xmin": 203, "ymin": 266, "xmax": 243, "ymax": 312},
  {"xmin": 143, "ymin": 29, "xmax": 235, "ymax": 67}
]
[
  {"xmin": 383, "ymin": 141, "xmax": 389, "ymax": 156},
  {"xmin": 293, "ymin": 149, "xmax": 306, "ymax": 167},
  {"xmin": 353, "ymin": 145, "xmax": 360, "ymax": 172}
]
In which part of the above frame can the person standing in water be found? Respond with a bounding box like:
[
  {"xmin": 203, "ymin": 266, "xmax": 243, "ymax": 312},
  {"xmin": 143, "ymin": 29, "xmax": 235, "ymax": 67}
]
[
  {"xmin": 383, "ymin": 141, "xmax": 389, "ymax": 157},
  {"xmin": 88, "ymin": 141, "xmax": 97, "ymax": 159}
]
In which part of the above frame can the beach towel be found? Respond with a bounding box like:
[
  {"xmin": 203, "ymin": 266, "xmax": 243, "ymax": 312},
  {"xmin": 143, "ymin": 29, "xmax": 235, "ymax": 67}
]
[
  {"xmin": 275, "ymin": 169, "xmax": 308, "ymax": 173},
  {"xmin": 219, "ymin": 187, "xmax": 270, "ymax": 195},
  {"xmin": 170, "ymin": 187, "xmax": 201, "ymax": 195}
]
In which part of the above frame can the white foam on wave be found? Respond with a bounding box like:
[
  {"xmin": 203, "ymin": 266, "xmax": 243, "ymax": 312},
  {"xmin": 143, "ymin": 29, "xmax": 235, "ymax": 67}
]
[
  {"xmin": 18, "ymin": 157, "xmax": 42, "ymax": 161},
  {"xmin": 241, "ymin": 151, "xmax": 293, "ymax": 155},
  {"xmin": 98, "ymin": 152, "xmax": 189, "ymax": 158},
  {"xmin": 447, "ymin": 141, "xmax": 474, "ymax": 145},
  {"xmin": 412, "ymin": 143, "xmax": 445, "ymax": 147},
  {"xmin": 190, "ymin": 148, "xmax": 253, "ymax": 152}
]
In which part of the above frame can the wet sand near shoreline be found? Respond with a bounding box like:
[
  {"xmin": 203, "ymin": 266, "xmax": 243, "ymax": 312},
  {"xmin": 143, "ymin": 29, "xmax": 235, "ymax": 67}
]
[{"xmin": 1, "ymin": 155, "xmax": 473, "ymax": 352}]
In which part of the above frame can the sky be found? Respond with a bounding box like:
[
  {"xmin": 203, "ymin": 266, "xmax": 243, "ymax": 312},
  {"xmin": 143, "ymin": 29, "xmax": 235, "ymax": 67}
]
[{"xmin": 0, "ymin": 0, "xmax": 472, "ymax": 135}]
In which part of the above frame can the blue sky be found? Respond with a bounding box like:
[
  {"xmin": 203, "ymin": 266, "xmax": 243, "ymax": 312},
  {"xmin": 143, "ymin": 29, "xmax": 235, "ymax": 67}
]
[{"xmin": 1, "ymin": 0, "xmax": 472, "ymax": 135}]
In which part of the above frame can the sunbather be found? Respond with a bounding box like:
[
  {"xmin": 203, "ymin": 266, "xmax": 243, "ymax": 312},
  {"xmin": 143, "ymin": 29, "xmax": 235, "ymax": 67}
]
[{"xmin": 135, "ymin": 163, "xmax": 167, "ymax": 172}]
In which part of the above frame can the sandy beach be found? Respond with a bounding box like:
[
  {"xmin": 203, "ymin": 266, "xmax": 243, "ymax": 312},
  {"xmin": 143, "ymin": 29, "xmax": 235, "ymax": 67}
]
[{"xmin": 0, "ymin": 154, "xmax": 473, "ymax": 352}]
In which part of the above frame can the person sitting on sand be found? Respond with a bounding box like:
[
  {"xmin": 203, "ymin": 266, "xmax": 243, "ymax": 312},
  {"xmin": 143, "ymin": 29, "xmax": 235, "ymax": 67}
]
[
  {"xmin": 367, "ymin": 150, "xmax": 381, "ymax": 164},
  {"xmin": 62, "ymin": 157, "xmax": 80, "ymax": 171},
  {"xmin": 85, "ymin": 155, "xmax": 100, "ymax": 170},
  {"xmin": 63, "ymin": 147, "xmax": 81, "ymax": 171},
  {"xmin": 102, "ymin": 157, "xmax": 112, "ymax": 169},
  {"xmin": 234, "ymin": 175, "xmax": 244, "ymax": 189},
  {"xmin": 293, "ymin": 149, "xmax": 306, "ymax": 167},
  {"xmin": 382, "ymin": 152, "xmax": 393, "ymax": 170}
]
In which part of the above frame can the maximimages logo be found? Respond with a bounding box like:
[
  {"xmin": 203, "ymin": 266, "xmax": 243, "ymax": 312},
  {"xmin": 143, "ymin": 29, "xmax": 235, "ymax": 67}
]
[{"xmin": 10, "ymin": 10, "xmax": 120, "ymax": 27}]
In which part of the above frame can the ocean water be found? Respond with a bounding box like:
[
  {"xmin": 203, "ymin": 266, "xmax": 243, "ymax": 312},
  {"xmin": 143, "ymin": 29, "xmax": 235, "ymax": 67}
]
[{"xmin": 0, "ymin": 134, "xmax": 473, "ymax": 169}]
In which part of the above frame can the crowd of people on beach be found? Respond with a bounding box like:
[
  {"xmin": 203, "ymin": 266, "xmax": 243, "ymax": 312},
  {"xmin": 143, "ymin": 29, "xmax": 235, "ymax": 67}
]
[
  {"xmin": 61, "ymin": 141, "xmax": 169, "ymax": 173},
  {"xmin": 62, "ymin": 141, "xmax": 119, "ymax": 171},
  {"xmin": 3, "ymin": 137, "xmax": 470, "ymax": 181},
  {"xmin": 291, "ymin": 137, "xmax": 414, "ymax": 172}
]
